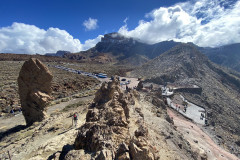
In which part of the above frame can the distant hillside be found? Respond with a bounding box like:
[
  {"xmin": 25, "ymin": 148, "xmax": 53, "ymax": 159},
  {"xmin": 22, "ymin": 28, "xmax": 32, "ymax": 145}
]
[
  {"xmin": 117, "ymin": 54, "xmax": 150, "ymax": 66},
  {"xmin": 45, "ymin": 50, "xmax": 71, "ymax": 57},
  {"xmin": 132, "ymin": 44, "xmax": 209, "ymax": 80},
  {"xmin": 199, "ymin": 43, "xmax": 240, "ymax": 72},
  {"xmin": 63, "ymin": 49, "xmax": 116, "ymax": 64},
  {"xmin": 0, "ymin": 53, "xmax": 71, "ymax": 62},
  {"xmin": 132, "ymin": 44, "xmax": 240, "ymax": 156}
]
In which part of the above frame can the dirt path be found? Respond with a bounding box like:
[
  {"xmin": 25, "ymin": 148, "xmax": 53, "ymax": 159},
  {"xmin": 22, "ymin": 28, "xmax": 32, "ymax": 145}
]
[
  {"xmin": 0, "ymin": 95, "xmax": 94, "ymax": 133},
  {"xmin": 0, "ymin": 95, "xmax": 91, "ymax": 160},
  {"xmin": 167, "ymin": 108, "xmax": 239, "ymax": 160},
  {"xmin": 0, "ymin": 75, "xmax": 138, "ymax": 132}
]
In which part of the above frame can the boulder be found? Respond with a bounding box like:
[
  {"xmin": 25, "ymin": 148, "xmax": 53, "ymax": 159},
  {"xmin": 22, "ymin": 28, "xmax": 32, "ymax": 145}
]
[
  {"xmin": 129, "ymin": 141, "xmax": 154, "ymax": 160},
  {"xmin": 128, "ymin": 124, "xmax": 155, "ymax": 160},
  {"xmin": 116, "ymin": 142, "xmax": 130, "ymax": 160},
  {"xmin": 64, "ymin": 150, "xmax": 92, "ymax": 160},
  {"xmin": 96, "ymin": 149, "xmax": 113, "ymax": 160},
  {"xmin": 117, "ymin": 152, "xmax": 131, "ymax": 160},
  {"xmin": 18, "ymin": 58, "xmax": 53, "ymax": 126}
]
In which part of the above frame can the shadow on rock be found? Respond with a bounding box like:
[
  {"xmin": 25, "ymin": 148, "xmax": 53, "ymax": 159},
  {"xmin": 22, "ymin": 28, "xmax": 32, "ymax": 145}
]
[
  {"xmin": 59, "ymin": 144, "xmax": 74, "ymax": 160},
  {"xmin": 0, "ymin": 125, "xmax": 27, "ymax": 141},
  {"xmin": 47, "ymin": 144, "xmax": 74, "ymax": 160}
]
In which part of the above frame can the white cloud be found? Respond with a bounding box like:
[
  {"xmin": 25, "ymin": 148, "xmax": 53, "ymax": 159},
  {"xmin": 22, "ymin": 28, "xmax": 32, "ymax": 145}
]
[
  {"xmin": 0, "ymin": 22, "xmax": 102, "ymax": 54},
  {"xmin": 123, "ymin": 17, "xmax": 129, "ymax": 24},
  {"xmin": 119, "ymin": 0, "xmax": 240, "ymax": 47},
  {"xmin": 83, "ymin": 18, "xmax": 98, "ymax": 31},
  {"xmin": 82, "ymin": 35, "xmax": 103, "ymax": 50}
]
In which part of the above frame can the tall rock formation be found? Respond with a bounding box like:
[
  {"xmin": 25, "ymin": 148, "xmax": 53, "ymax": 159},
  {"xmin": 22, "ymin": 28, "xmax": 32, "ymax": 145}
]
[
  {"xmin": 18, "ymin": 58, "xmax": 53, "ymax": 126},
  {"xmin": 66, "ymin": 76, "xmax": 155, "ymax": 160}
]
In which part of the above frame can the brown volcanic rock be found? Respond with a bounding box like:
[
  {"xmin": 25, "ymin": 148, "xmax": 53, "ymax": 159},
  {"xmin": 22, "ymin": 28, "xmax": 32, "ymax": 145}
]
[
  {"xmin": 129, "ymin": 125, "xmax": 154, "ymax": 160},
  {"xmin": 71, "ymin": 76, "xmax": 155, "ymax": 160},
  {"xmin": 18, "ymin": 58, "xmax": 53, "ymax": 126},
  {"xmin": 74, "ymin": 77, "xmax": 130, "ymax": 152}
]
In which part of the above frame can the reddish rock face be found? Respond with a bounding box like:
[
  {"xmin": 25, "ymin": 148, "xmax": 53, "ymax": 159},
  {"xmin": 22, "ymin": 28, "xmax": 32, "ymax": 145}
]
[{"xmin": 18, "ymin": 58, "xmax": 53, "ymax": 126}]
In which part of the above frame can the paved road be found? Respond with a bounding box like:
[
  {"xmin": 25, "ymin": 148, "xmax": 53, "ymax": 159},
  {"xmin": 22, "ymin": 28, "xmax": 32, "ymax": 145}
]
[
  {"xmin": 167, "ymin": 96, "xmax": 205, "ymax": 125},
  {"xmin": 167, "ymin": 109, "xmax": 239, "ymax": 160}
]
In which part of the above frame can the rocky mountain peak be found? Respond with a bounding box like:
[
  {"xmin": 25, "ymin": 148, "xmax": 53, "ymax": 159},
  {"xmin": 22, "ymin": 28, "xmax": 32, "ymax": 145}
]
[
  {"xmin": 95, "ymin": 33, "xmax": 137, "ymax": 57},
  {"xmin": 101, "ymin": 32, "xmax": 134, "ymax": 43}
]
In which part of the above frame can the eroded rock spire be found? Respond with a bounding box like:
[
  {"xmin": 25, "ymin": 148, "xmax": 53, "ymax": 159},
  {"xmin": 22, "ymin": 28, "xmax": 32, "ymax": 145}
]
[{"xmin": 18, "ymin": 58, "xmax": 53, "ymax": 126}]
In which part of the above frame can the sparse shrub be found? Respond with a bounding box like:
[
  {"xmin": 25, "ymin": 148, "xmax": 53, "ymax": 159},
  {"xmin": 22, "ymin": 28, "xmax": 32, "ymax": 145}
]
[{"xmin": 61, "ymin": 101, "xmax": 85, "ymax": 112}]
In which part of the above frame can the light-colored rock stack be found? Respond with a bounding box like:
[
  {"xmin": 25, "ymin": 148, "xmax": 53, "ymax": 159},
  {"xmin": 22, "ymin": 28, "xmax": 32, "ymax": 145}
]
[
  {"xmin": 65, "ymin": 76, "xmax": 155, "ymax": 160},
  {"xmin": 18, "ymin": 58, "xmax": 53, "ymax": 126}
]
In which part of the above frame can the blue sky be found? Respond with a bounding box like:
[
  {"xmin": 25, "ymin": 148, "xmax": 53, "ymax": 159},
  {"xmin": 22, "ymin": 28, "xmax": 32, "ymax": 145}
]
[
  {"xmin": 0, "ymin": 0, "xmax": 240, "ymax": 54},
  {"xmin": 0, "ymin": 0, "xmax": 186, "ymax": 42}
]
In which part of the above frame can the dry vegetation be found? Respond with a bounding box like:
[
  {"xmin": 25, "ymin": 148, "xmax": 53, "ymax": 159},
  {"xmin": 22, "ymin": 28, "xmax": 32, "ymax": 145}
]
[
  {"xmin": 0, "ymin": 61, "xmax": 99, "ymax": 116},
  {"xmin": 0, "ymin": 61, "xmax": 23, "ymax": 114},
  {"xmin": 0, "ymin": 59, "xmax": 133, "ymax": 116}
]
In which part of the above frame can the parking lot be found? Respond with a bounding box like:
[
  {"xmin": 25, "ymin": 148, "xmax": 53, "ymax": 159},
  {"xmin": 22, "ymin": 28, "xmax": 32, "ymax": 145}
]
[{"xmin": 51, "ymin": 65, "xmax": 139, "ymax": 90}]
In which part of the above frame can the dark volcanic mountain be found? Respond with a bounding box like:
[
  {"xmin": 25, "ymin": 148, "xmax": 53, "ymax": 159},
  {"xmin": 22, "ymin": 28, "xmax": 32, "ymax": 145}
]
[
  {"xmin": 64, "ymin": 33, "xmax": 240, "ymax": 71},
  {"xmin": 132, "ymin": 44, "xmax": 240, "ymax": 156},
  {"xmin": 199, "ymin": 43, "xmax": 240, "ymax": 72},
  {"xmin": 45, "ymin": 50, "xmax": 71, "ymax": 57},
  {"xmin": 95, "ymin": 32, "xmax": 180, "ymax": 59},
  {"xmin": 64, "ymin": 33, "xmax": 180, "ymax": 65}
]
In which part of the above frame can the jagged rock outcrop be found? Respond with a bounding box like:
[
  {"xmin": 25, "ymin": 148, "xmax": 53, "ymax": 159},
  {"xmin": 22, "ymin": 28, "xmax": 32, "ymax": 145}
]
[
  {"xmin": 74, "ymin": 77, "xmax": 131, "ymax": 154},
  {"xmin": 18, "ymin": 58, "xmax": 53, "ymax": 126},
  {"xmin": 65, "ymin": 76, "xmax": 155, "ymax": 160}
]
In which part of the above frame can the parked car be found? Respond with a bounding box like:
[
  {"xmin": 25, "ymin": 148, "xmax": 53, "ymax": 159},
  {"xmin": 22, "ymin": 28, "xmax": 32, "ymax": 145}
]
[{"xmin": 97, "ymin": 74, "xmax": 107, "ymax": 78}]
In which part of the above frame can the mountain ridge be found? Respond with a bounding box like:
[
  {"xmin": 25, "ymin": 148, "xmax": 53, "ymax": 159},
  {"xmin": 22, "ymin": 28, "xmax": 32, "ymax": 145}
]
[
  {"xmin": 62, "ymin": 32, "xmax": 240, "ymax": 72},
  {"xmin": 199, "ymin": 43, "xmax": 240, "ymax": 72},
  {"xmin": 131, "ymin": 43, "xmax": 240, "ymax": 156}
]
